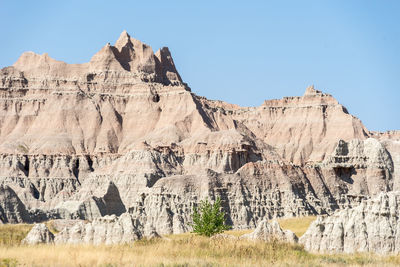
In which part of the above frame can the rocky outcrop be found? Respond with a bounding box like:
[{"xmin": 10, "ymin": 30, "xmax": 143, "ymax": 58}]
[
  {"xmin": 54, "ymin": 213, "xmax": 144, "ymax": 244},
  {"xmin": 54, "ymin": 181, "xmax": 126, "ymax": 220},
  {"xmin": 300, "ymin": 191, "xmax": 400, "ymax": 254},
  {"xmin": 241, "ymin": 219, "xmax": 298, "ymax": 243},
  {"xmin": 0, "ymin": 184, "xmax": 31, "ymax": 223},
  {"xmin": 323, "ymin": 138, "xmax": 393, "ymax": 171},
  {"xmin": 313, "ymin": 138, "xmax": 394, "ymax": 208},
  {"xmin": 22, "ymin": 223, "xmax": 54, "ymax": 245},
  {"xmin": 217, "ymin": 85, "xmax": 370, "ymax": 165},
  {"xmin": 372, "ymin": 131, "xmax": 400, "ymax": 191}
]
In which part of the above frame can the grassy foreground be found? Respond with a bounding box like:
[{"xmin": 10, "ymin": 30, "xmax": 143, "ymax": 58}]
[{"xmin": 0, "ymin": 217, "xmax": 400, "ymax": 266}]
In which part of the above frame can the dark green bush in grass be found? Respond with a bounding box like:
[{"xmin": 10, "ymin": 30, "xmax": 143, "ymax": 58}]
[{"xmin": 191, "ymin": 197, "xmax": 231, "ymax": 237}]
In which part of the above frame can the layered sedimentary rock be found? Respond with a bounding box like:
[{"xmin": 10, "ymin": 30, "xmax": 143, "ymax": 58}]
[
  {"xmin": 0, "ymin": 184, "xmax": 31, "ymax": 223},
  {"xmin": 300, "ymin": 192, "xmax": 400, "ymax": 254},
  {"xmin": 223, "ymin": 85, "xmax": 369, "ymax": 165},
  {"xmin": 314, "ymin": 138, "xmax": 394, "ymax": 209},
  {"xmin": 0, "ymin": 31, "xmax": 398, "ymax": 236},
  {"xmin": 240, "ymin": 219, "xmax": 298, "ymax": 243},
  {"xmin": 54, "ymin": 213, "xmax": 144, "ymax": 244}
]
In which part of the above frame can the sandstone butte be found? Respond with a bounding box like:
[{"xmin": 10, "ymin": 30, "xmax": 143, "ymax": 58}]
[{"xmin": 0, "ymin": 31, "xmax": 399, "ymax": 244}]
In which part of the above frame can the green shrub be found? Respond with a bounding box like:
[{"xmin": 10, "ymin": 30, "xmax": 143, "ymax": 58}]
[{"xmin": 191, "ymin": 197, "xmax": 231, "ymax": 237}]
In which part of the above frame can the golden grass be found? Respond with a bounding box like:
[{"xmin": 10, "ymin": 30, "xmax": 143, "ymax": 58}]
[
  {"xmin": 0, "ymin": 217, "xmax": 399, "ymax": 266},
  {"xmin": 224, "ymin": 215, "xmax": 317, "ymax": 238},
  {"xmin": 45, "ymin": 220, "xmax": 60, "ymax": 234},
  {"xmin": 276, "ymin": 215, "xmax": 317, "ymax": 237},
  {"xmin": 1, "ymin": 235, "xmax": 400, "ymax": 266},
  {"xmin": 224, "ymin": 229, "xmax": 252, "ymax": 237},
  {"xmin": 0, "ymin": 224, "xmax": 32, "ymax": 246}
]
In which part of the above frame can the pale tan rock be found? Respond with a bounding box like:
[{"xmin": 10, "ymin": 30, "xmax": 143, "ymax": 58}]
[
  {"xmin": 317, "ymin": 138, "xmax": 393, "ymax": 199},
  {"xmin": 22, "ymin": 223, "xmax": 54, "ymax": 245},
  {"xmin": 227, "ymin": 87, "xmax": 369, "ymax": 165},
  {"xmin": 300, "ymin": 191, "xmax": 400, "ymax": 254},
  {"xmin": 240, "ymin": 219, "xmax": 298, "ymax": 243},
  {"xmin": 371, "ymin": 131, "xmax": 400, "ymax": 191},
  {"xmin": 54, "ymin": 213, "xmax": 144, "ymax": 244}
]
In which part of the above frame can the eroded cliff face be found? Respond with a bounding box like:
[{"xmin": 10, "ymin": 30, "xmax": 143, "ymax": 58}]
[
  {"xmin": 300, "ymin": 191, "xmax": 400, "ymax": 254},
  {"xmin": 0, "ymin": 31, "xmax": 398, "ymax": 233}
]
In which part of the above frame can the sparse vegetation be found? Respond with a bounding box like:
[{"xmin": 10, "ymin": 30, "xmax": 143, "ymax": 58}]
[
  {"xmin": 44, "ymin": 220, "xmax": 60, "ymax": 235},
  {"xmin": 16, "ymin": 144, "xmax": 29, "ymax": 154},
  {"xmin": 0, "ymin": 217, "xmax": 399, "ymax": 266},
  {"xmin": 277, "ymin": 216, "xmax": 317, "ymax": 237},
  {"xmin": 0, "ymin": 224, "xmax": 32, "ymax": 246},
  {"xmin": 191, "ymin": 197, "xmax": 231, "ymax": 237}
]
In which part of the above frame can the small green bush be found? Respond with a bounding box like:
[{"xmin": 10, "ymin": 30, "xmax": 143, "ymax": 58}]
[{"xmin": 191, "ymin": 197, "xmax": 231, "ymax": 237}]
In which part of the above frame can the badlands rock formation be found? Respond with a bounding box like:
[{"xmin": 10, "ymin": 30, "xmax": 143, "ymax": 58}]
[
  {"xmin": 0, "ymin": 184, "xmax": 31, "ymax": 223},
  {"xmin": 300, "ymin": 191, "xmax": 400, "ymax": 254},
  {"xmin": 0, "ymin": 31, "xmax": 399, "ymax": 237},
  {"xmin": 54, "ymin": 213, "xmax": 143, "ymax": 245},
  {"xmin": 241, "ymin": 219, "xmax": 298, "ymax": 243},
  {"xmin": 22, "ymin": 223, "xmax": 54, "ymax": 245}
]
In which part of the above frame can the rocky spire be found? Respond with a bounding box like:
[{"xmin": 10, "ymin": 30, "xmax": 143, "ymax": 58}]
[
  {"xmin": 111, "ymin": 30, "xmax": 157, "ymax": 73},
  {"xmin": 114, "ymin": 30, "xmax": 132, "ymax": 51},
  {"xmin": 155, "ymin": 47, "xmax": 182, "ymax": 85}
]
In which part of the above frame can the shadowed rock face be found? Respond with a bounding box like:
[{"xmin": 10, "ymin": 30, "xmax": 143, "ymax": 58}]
[
  {"xmin": 0, "ymin": 184, "xmax": 31, "ymax": 223},
  {"xmin": 0, "ymin": 32, "xmax": 399, "ymax": 236}
]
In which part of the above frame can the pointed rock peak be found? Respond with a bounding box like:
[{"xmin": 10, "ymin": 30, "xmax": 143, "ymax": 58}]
[
  {"xmin": 114, "ymin": 30, "xmax": 153, "ymax": 52},
  {"xmin": 115, "ymin": 30, "xmax": 135, "ymax": 51},
  {"xmin": 91, "ymin": 43, "xmax": 115, "ymax": 61},
  {"xmin": 89, "ymin": 42, "xmax": 124, "ymax": 71},
  {"xmin": 114, "ymin": 31, "xmax": 148, "ymax": 52},
  {"xmin": 155, "ymin": 47, "xmax": 182, "ymax": 84},
  {"xmin": 121, "ymin": 30, "xmax": 129, "ymax": 37},
  {"xmin": 156, "ymin": 47, "xmax": 171, "ymax": 56}
]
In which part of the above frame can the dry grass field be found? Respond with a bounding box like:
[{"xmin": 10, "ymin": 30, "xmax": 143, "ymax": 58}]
[{"xmin": 0, "ymin": 216, "xmax": 399, "ymax": 266}]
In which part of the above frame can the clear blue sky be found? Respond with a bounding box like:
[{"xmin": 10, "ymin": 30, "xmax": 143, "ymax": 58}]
[{"xmin": 1, "ymin": 0, "xmax": 399, "ymax": 131}]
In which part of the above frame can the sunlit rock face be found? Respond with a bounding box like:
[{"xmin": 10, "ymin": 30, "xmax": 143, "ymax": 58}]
[
  {"xmin": 300, "ymin": 191, "xmax": 400, "ymax": 255},
  {"xmin": 0, "ymin": 31, "xmax": 398, "ymax": 236}
]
